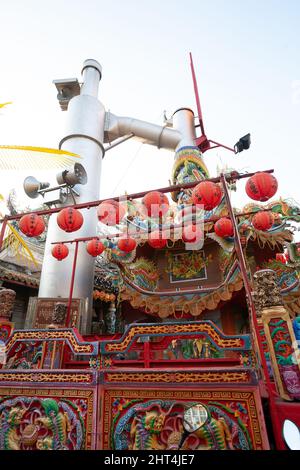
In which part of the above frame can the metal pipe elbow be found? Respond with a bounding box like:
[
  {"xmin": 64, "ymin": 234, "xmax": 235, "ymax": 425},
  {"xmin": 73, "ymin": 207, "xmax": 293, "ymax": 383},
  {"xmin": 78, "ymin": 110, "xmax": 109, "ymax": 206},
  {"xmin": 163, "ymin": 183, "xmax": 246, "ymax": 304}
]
[{"xmin": 104, "ymin": 112, "xmax": 181, "ymax": 151}]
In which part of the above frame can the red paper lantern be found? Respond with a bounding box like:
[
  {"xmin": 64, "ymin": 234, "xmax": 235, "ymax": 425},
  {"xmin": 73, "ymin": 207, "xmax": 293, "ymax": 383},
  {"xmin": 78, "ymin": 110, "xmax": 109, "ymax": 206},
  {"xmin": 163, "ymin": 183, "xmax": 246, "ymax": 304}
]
[
  {"xmin": 142, "ymin": 191, "xmax": 169, "ymax": 218},
  {"xmin": 86, "ymin": 239, "xmax": 105, "ymax": 257},
  {"xmin": 191, "ymin": 181, "xmax": 222, "ymax": 211},
  {"xmin": 19, "ymin": 213, "xmax": 45, "ymax": 237},
  {"xmin": 214, "ymin": 218, "xmax": 234, "ymax": 238},
  {"xmin": 57, "ymin": 207, "xmax": 83, "ymax": 232},
  {"xmin": 52, "ymin": 243, "xmax": 69, "ymax": 261},
  {"xmin": 276, "ymin": 253, "xmax": 286, "ymax": 264},
  {"xmin": 97, "ymin": 199, "xmax": 125, "ymax": 225},
  {"xmin": 246, "ymin": 172, "xmax": 278, "ymax": 202},
  {"xmin": 182, "ymin": 224, "xmax": 203, "ymax": 243},
  {"xmin": 148, "ymin": 230, "xmax": 167, "ymax": 249},
  {"xmin": 118, "ymin": 237, "xmax": 136, "ymax": 253},
  {"xmin": 252, "ymin": 211, "xmax": 274, "ymax": 231}
]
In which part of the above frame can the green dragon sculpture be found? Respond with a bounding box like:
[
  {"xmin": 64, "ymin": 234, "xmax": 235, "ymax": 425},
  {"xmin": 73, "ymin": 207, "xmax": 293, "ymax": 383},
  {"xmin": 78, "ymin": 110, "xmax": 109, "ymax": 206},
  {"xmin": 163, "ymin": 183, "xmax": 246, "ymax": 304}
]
[
  {"xmin": 35, "ymin": 398, "xmax": 71, "ymax": 450},
  {"xmin": 114, "ymin": 397, "xmax": 252, "ymax": 450},
  {"xmin": 124, "ymin": 257, "xmax": 159, "ymax": 291},
  {"xmin": 5, "ymin": 407, "xmax": 25, "ymax": 450},
  {"xmin": 0, "ymin": 397, "xmax": 84, "ymax": 450}
]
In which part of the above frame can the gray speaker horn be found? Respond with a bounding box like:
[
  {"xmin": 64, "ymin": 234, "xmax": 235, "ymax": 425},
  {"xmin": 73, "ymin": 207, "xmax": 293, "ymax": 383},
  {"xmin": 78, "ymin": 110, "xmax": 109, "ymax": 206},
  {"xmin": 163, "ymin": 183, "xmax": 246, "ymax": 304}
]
[
  {"xmin": 56, "ymin": 163, "xmax": 87, "ymax": 186},
  {"xmin": 23, "ymin": 176, "xmax": 50, "ymax": 199}
]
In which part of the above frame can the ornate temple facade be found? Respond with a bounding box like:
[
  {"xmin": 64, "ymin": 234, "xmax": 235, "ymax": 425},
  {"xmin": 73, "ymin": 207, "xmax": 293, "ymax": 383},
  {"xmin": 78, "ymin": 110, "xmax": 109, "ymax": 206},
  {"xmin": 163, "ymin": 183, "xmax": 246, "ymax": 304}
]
[{"xmin": 0, "ymin": 59, "xmax": 300, "ymax": 451}]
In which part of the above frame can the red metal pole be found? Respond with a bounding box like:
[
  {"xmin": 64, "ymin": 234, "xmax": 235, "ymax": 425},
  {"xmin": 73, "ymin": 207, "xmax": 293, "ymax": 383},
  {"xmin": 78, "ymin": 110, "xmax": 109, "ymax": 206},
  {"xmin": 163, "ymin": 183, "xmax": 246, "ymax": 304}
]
[
  {"xmin": 66, "ymin": 241, "xmax": 79, "ymax": 327},
  {"xmin": 0, "ymin": 169, "xmax": 275, "ymax": 223},
  {"xmin": 189, "ymin": 52, "xmax": 205, "ymax": 136},
  {"xmin": 49, "ymin": 207, "xmax": 276, "ymax": 246},
  {"xmin": 0, "ymin": 217, "xmax": 9, "ymax": 322},
  {"xmin": 208, "ymin": 139, "xmax": 235, "ymax": 153},
  {"xmin": 220, "ymin": 173, "xmax": 283, "ymax": 449},
  {"xmin": 0, "ymin": 217, "xmax": 8, "ymax": 252}
]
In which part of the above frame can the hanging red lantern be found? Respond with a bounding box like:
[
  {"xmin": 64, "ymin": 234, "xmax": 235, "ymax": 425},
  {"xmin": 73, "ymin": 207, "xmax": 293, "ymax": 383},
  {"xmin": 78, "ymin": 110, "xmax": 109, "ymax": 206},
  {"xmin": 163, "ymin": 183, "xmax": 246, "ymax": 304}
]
[
  {"xmin": 246, "ymin": 172, "xmax": 278, "ymax": 202},
  {"xmin": 57, "ymin": 207, "xmax": 83, "ymax": 232},
  {"xmin": 276, "ymin": 253, "xmax": 286, "ymax": 264},
  {"xmin": 148, "ymin": 230, "xmax": 167, "ymax": 248},
  {"xmin": 142, "ymin": 191, "xmax": 169, "ymax": 218},
  {"xmin": 86, "ymin": 239, "xmax": 105, "ymax": 257},
  {"xmin": 118, "ymin": 236, "xmax": 136, "ymax": 253},
  {"xmin": 52, "ymin": 243, "xmax": 69, "ymax": 261},
  {"xmin": 182, "ymin": 224, "xmax": 203, "ymax": 243},
  {"xmin": 19, "ymin": 213, "xmax": 45, "ymax": 237},
  {"xmin": 214, "ymin": 218, "xmax": 234, "ymax": 238},
  {"xmin": 191, "ymin": 181, "xmax": 222, "ymax": 211},
  {"xmin": 252, "ymin": 211, "xmax": 274, "ymax": 231},
  {"xmin": 97, "ymin": 199, "xmax": 125, "ymax": 225}
]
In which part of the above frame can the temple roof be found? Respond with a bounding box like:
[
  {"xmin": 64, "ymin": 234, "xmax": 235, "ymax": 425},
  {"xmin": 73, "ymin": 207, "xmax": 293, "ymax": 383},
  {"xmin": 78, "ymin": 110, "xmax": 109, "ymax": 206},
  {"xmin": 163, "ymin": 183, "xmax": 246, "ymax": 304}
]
[
  {"xmin": 0, "ymin": 194, "xmax": 299, "ymax": 318},
  {"xmin": 0, "ymin": 265, "xmax": 39, "ymax": 288}
]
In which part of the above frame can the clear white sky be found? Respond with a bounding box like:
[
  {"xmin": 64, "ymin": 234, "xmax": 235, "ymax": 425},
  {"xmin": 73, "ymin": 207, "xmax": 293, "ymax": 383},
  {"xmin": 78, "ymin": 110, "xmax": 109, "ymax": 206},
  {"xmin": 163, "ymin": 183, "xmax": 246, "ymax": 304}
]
[{"xmin": 0, "ymin": 0, "xmax": 299, "ymax": 236}]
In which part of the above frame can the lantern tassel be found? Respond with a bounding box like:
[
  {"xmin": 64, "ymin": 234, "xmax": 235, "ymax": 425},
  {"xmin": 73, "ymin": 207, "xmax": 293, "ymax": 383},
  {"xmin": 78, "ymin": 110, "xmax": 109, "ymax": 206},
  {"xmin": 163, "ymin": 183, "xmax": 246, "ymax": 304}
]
[
  {"xmin": 6, "ymin": 223, "xmax": 39, "ymax": 268},
  {"xmin": 0, "ymin": 146, "xmax": 81, "ymax": 170}
]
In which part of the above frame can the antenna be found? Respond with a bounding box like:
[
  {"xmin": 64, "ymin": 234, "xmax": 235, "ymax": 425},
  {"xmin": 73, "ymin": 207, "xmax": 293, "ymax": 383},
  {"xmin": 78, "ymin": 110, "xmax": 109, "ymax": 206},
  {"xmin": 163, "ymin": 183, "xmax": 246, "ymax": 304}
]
[
  {"xmin": 189, "ymin": 52, "xmax": 210, "ymax": 152},
  {"xmin": 189, "ymin": 52, "xmax": 249, "ymax": 155},
  {"xmin": 189, "ymin": 52, "xmax": 205, "ymax": 136}
]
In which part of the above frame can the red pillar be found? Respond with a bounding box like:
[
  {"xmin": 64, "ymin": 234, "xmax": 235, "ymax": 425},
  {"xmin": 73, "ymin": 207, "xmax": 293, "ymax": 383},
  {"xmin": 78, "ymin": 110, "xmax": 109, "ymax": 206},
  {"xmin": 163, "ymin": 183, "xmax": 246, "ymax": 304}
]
[
  {"xmin": 66, "ymin": 241, "xmax": 79, "ymax": 327},
  {"xmin": 220, "ymin": 173, "xmax": 282, "ymax": 449}
]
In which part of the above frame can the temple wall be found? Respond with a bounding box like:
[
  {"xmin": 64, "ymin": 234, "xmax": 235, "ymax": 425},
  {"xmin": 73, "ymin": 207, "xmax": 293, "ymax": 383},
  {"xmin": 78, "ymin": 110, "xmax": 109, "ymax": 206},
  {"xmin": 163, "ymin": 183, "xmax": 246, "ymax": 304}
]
[
  {"xmin": 0, "ymin": 371, "xmax": 98, "ymax": 450},
  {"xmin": 0, "ymin": 372, "xmax": 269, "ymax": 450},
  {"xmin": 0, "ymin": 323, "xmax": 270, "ymax": 450}
]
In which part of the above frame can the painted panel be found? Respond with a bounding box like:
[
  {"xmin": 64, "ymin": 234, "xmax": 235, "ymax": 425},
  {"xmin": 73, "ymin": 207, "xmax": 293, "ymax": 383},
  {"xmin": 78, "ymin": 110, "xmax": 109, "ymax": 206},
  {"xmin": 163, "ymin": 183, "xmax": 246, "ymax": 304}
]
[
  {"xmin": 101, "ymin": 388, "xmax": 269, "ymax": 450},
  {"xmin": 0, "ymin": 386, "xmax": 97, "ymax": 450}
]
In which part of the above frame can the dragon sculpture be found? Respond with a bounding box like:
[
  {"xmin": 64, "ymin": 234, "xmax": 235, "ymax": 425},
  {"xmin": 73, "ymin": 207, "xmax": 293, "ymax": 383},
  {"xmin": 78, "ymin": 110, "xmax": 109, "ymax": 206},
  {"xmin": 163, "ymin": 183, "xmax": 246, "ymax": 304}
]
[
  {"xmin": 3, "ymin": 407, "xmax": 26, "ymax": 450},
  {"xmin": 190, "ymin": 415, "xmax": 234, "ymax": 450},
  {"xmin": 171, "ymin": 146, "xmax": 209, "ymax": 204},
  {"xmin": 113, "ymin": 400, "xmax": 251, "ymax": 450},
  {"xmin": 123, "ymin": 257, "xmax": 159, "ymax": 291},
  {"xmin": 129, "ymin": 410, "xmax": 166, "ymax": 450},
  {"xmin": 35, "ymin": 399, "xmax": 72, "ymax": 450},
  {"xmin": 0, "ymin": 397, "xmax": 85, "ymax": 450}
]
